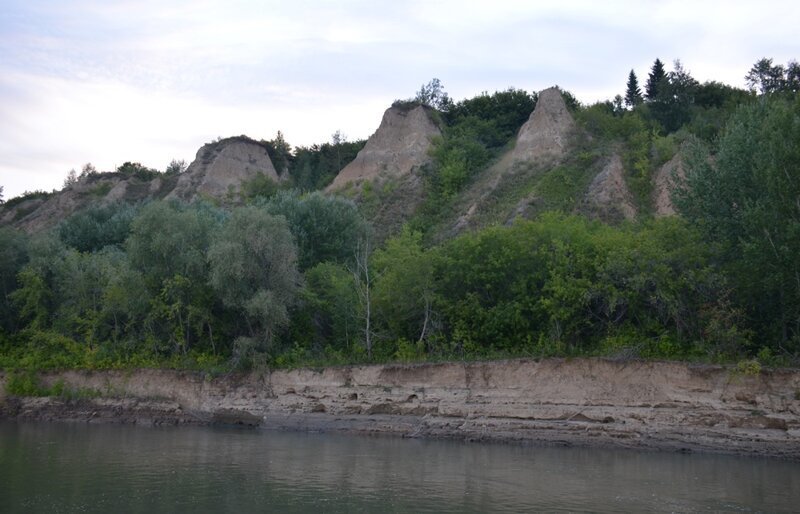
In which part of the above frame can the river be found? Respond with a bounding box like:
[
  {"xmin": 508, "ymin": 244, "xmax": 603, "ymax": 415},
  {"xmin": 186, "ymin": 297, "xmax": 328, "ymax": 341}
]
[{"xmin": 0, "ymin": 421, "xmax": 798, "ymax": 513}]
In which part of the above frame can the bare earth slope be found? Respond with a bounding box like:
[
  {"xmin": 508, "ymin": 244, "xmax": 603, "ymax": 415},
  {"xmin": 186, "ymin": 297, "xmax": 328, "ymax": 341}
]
[
  {"xmin": 328, "ymin": 104, "xmax": 440, "ymax": 191},
  {"xmin": 1, "ymin": 173, "xmax": 175, "ymax": 233},
  {"xmin": 653, "ymin": 152, "xmax": 685, "ymax": 217},
  {"xmin": 582, "ymin": 153, "xmax": 638, "ymax": 222},
  {"xmin": 1, "ymin": 136, "xmax": 277, "ymax": 232},
  {"xmin": 169, "ymin": 136, "xmax": 280, "ymax": 202},
  {"xmin": 509, "ymin": 86, "xmax": 575, "ymax": 165},
  {"xmin": 3, "ymin": 359, "xmax": 799, "ymax": 459},
  {"xmin": 448, "ymin": 87, "xmax": 576, "ymax": 235}
]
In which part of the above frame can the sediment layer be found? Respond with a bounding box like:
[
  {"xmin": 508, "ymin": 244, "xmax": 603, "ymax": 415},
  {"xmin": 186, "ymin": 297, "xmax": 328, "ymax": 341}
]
[{"xmin": 1, "ymin": 358, "xmax": 798, "ymax": 459}]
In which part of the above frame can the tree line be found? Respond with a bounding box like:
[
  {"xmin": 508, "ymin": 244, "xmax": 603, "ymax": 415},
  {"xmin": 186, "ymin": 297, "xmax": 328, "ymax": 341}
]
[{"xmin": 0, "ymin": 57, "xmax": 798, "ymax": 371}]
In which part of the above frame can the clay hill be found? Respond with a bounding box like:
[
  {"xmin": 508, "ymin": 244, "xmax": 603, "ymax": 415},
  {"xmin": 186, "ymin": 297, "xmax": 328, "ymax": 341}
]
[
  {"xmin": 2, "ymin": 88, "xmax": 689, "ymax": 236},
  {"xmin": 509, "ymin": 86, "xmax": 575, "ymax": 165},
  {"xmin": 444, "ymin": 87, "xmax": 578, "ymax": 236},
  {"xmin": 1, "ymin": 136, "xmax": 281, "ymax": 232},
  {"xmin": 169, "ymin": 136, "xmax": 281, "ymax": 202},
  {"xmin": 327, "ymin": 104, "xmax": 440, "ymax": 191}
]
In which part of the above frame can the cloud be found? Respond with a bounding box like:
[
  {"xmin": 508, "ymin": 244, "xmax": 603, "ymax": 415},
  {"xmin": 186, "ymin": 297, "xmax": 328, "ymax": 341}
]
[{"xmin": 1, "ymin": 0, "xmax": 798, "ymax": 198}]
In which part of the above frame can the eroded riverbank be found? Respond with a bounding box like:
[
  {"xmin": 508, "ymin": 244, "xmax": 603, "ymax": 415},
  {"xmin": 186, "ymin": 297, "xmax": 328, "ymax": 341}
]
[{"xmin": 1, "ymin": 358, "xmax": 799, "ymax": 459}]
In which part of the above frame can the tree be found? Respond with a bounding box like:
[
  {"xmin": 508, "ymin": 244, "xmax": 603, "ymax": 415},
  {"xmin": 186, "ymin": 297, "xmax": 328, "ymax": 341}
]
[
  {"xmin": 165, "ymin": 159, "xmax": 187, "ymax": 175},
  {"xmin": 263, "ymin": 131, "xmax": 292, "ymax": 174},
  {"xmin": 624, "ymin": 70, "xmax": 643, "ymax": 107},
  {"xmin": 415, "ymin": 78, "xmax": 453, "ymax": 111},
  {"xmin": 645, "ymin": 58, "xmax": 667, "ymax": 101},
  {"xmin": 745, "ymin": 58, "xmax": 786, "ymax": 94},
  {"xmin": 126, "ymin": 201, "xmax": 222, "ymax": 354},
  {"xmin": 349, "ymin": 234, "xmax": 374, "ymax": 359},
  {"xmin": 612, "ymin": 95, "xmax": 625, "ymax": 116},
  {"xmin": 116, "ymin": 162, "xmax": 158, "ymax": 180},
  {"xmin": 649, "ymin": 60, "xmax": 698, "ymax": 132},
  {"xmin": 787, "ymin": 60, "xmax": 800, "ymax": 92},
  {"xmin": 331, "ymin": 130, "xmax": 347, "ymax": 170},
  {"xmin": 675, "ymin": 96, "xmax": 800, "ymax": 352},
  {"xmin": 0, "ymin": 227, "xmax": 28, "ymax": 331},
  {"xmin": 0, "ymin": 185, "xmax": 4, "ymax": 204},
  {"xmin": 63, "ymin": 169, "xmax": 78, "ymax": 188},
  {"xmin": 208, "ymin": 206, "xmax": 300, "ymax": 364},
  {"xmin": 59, "ymin": 202, "xmax": 138, "ymax": 253},
  {"xmin": 79, "ymin": 163, "xmax": 97, "ymax": 179},
  {"xmin": 262, "ymin": 190, "xmax": 367, "ymax": 270},
  {"xmin": 372, "ymin": 227, "xmax": 437, "ymax": 349}
]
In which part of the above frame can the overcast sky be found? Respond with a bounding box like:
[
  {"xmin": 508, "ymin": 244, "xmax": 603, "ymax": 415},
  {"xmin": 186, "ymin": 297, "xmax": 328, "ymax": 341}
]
[{"xmin": 1, "ymin": 0, "xmax": 798, "ymax": 199}]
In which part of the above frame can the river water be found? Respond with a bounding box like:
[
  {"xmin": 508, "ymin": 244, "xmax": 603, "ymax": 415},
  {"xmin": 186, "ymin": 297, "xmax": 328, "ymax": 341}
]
[{"xmin": 0, "ymin": 421, "xmax": 798, "ymax": 513}]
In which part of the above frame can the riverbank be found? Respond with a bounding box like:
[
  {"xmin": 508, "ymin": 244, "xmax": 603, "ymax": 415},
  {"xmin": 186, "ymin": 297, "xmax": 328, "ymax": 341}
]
[{"xmin": 1, "ymin": 358, "xmax": 799, "ymax": 459}]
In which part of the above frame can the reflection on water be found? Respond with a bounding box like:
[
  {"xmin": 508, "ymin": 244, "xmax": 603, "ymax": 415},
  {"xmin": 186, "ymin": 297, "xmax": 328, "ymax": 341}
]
[{"xmin": 0, "ymin": 420, "xmax": 798, "ymax": 513}]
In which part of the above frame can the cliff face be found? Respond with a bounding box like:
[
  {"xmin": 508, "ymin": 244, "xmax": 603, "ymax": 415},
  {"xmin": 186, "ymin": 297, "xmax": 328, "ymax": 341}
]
[
  {"xmin": 448, "ymin": 87, "xmax": 577, "ymax": 235},
  {"xmin": 0, "ymin": 173, "xmax": 173, "ymax": 233},
  {"xmin": 582, "ymin": 153, "xmax": 637, "ymax": 222},
  {"xmin": 3, "ymin": 359, "xmax": 799, "ymax": 459},
  {"xmin": 509, "ymin": 87, "xmax": 575, "ymax": 165},
  {"xmin": 328, "ymin": 105, "xmax": 441, "ymax": 190},
  {"xmin": 653, "ymin": 152, "xmax": 684, "ymax": 217},
  {"xmin": 168, "ymin": 136, "xmax": 280, "ymax": 202},
  {"xmin": 0, "ymin": 136, "xmax": 279, "ymax": 232}
]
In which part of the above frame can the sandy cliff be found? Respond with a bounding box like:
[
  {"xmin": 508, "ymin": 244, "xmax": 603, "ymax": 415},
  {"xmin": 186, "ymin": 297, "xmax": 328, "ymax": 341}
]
[
  {"xmin": 2, "ymin": 358, "xmax": 799, "ymax": 459},
  {"xmin": 169, "ymin": 136, "xmax": 280, "ymax": 201},
  {"xmin": 328, "ymin": 104, "xmax": 440, "ymax": 191},
  {"xmin": 509, "ymin": 87, "xmax": 575, "ymax": 165}
]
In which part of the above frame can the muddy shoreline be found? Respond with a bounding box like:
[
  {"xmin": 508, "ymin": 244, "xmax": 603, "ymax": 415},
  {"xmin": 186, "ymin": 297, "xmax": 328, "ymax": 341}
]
[{"xmin": 2, "ymin": 358, "xmax": 799, "ymax": 460}]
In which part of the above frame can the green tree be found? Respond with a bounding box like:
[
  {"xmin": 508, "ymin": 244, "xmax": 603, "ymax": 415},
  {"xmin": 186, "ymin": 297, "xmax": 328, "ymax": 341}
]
[
  {"xmin": 415, "ymin": 78, "xmax": 453, "ymax": 111},
  {"xmin": 292, "ymin": 261, "xmax": 359, "ymax": 356},
  {"xmin": 58, "ymin": 202, "xmax": 138, "ymax": 253},
  {"xmin": 745, "ymin": 57, "xmax": 786, "ymax": 94},
  {"xmin": 675, "ymin": 96, "xmax": 800, "ymax": 352},
  {"xmin": 126, "ymin": 201, "xmax": 222, "ymax": 354},
  {"xmin": 372, "ymin": 227, "xmax": 437, "ymax": 349},
  {"xmin": 645, "ymin": 58, "xmax": 667, "ymax": 101},
  {"xmin": 651, "ymin": 60, "xmax": 698, "ymax": 132},
  {"xmin": 262, "ymin": 190, "xmax": 367, "ymax": 270},
  {"xmin": 0, "ymin": 228, "xmax": 29, "ymax": 331},
  {"xmin": 624, "ymin": 70, "xmax": 643, "ymax": 107},
  {"xmin": 165, "ymin": 159, "xmax": 187, "ymax": 175},
  {"xmin": 263, "ymin": 131, "xmax": 293, "ymax": 174},
  {"xmin": 208, "ymin": 206, "xmax": 300, "ymax": 364}
]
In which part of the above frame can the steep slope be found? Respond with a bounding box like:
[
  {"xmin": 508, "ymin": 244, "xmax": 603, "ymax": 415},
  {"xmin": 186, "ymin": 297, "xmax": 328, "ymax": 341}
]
[
  {"xmin": 446, "ymin": 87, "xmax": 577, "ymax": 236},
  {"xmin": 1, "ymin": 173, "xmax": 175, "ymax": 233},
  {"xmin": 169, "ymin": 136, "xmax": 280, "ymax": 202},
  {"xmin": 1, "ymin": 136, "xmax": 277, "ymax": 233},
  {"xmin": 328, "ymin": 104, "xmax": 441, "ymax": 191},
  {"xmin": 509, "ymin": 86, "xmax": 575, "ymax": 165},
  {"xmin": 653, "ymin": 152, "xmax": 684, "ymax": 217},
  {"xmin": 581, "ymin": 154, "xmax": 637, "ymax": 222}
]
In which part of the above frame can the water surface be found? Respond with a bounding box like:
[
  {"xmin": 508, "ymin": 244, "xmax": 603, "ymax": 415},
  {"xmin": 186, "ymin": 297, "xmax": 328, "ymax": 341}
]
[{"xmin": 0, "ymin": 421, "xmax": 797, "ymax": 513}]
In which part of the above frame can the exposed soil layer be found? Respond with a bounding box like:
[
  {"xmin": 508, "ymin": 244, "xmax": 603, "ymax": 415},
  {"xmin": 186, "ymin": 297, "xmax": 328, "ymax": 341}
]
[{"xmin": 2, "ymin": 358, "xmax": 799, "ymax": 459}]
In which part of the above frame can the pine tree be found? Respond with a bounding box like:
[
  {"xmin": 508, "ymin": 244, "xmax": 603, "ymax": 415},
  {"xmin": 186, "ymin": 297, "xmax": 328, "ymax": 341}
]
[
  {"xmin": 645, "ymin": 58, "xmax": 667, "ymax": 101},
  {"xmin": 624, "ymin": 70, "xmax": 643, "ymax": 107}
]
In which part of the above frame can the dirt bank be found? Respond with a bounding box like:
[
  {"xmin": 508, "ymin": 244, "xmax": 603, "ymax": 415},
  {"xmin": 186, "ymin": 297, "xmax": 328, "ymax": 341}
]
[{"xmin": 2, "ymin": 358, "xmax": 799, "ymax": 459}]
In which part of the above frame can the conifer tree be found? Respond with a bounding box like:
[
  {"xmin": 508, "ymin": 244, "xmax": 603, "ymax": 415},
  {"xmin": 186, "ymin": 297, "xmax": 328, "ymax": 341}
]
[
  {"xmin": 624, "ymin": 70, "xmax": 643, "ymax": 107},
  {"xmin": 645, "ymin": 58, "xmax": 667, "ymax": 100}
]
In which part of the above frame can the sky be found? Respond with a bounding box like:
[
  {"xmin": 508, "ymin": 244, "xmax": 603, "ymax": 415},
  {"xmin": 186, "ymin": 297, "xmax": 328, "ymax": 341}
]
[{"xmin": 1, "ymin": 0, "xmax": 798, "ymax": 199}]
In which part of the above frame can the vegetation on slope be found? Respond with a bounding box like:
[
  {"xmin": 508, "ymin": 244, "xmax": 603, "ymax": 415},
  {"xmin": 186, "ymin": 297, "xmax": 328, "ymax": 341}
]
[{"xmin": 1, "ymin": 57, "xmax": 798, "ymax": 373}]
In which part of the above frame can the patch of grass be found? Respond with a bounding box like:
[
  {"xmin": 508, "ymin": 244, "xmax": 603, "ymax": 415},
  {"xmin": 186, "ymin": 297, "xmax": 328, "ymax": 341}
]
[
  {"xmin": 735, "ymin": 358, "xmax": 762, "ymax": 376},
  {"xmin": 6, "ymin": 371, "xmax": 57, "ymax": 397}
]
